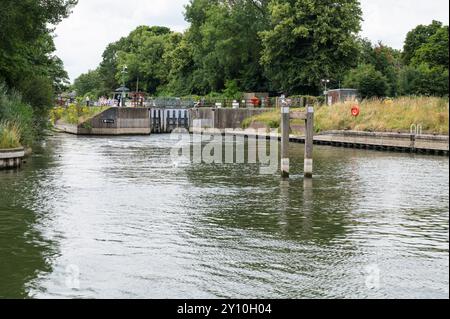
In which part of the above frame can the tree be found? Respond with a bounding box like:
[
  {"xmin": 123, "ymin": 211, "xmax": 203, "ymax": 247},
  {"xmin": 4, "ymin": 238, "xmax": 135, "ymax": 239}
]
[
  {"xmin": 400, "ymin": 23, "xmax": 448, "ymax": 96},
  {"xmin": 164, "ymin": 35, "xmax": 196, "ymax": 95},
  {"xmin": 73, "ymin": 69, "xmax": 103, "ymax": 98},
  {"xmin": 411, "ymin": 26, "xmax": 449, "ymax": 69},
  {"xmin": 403, "ymin": 20, "xmax": 443, "ymax": 65},
  {"xmin": 118, "ymin": 27, "xmax": 178, "ymax": 94},
  {"xmin": 344, "ymin": 64, "xmax": 389, "ymax": 98},
  {"xmin": 97, "ymin": 37, "xmax": 131, "ymax": 96},
  {"xmin": 0, "ymin": 0, "xmax": 76, "ymax": 89},
  {"xmin": 260, "ymin": 0, "xmax": 362, "ymax": 95},
  {"xmin": 184, "ymin": 0, "xmax": 270, "ymax": 94},
  {"xmin": 372, "ymin": 42, "xmax": 402, "ymax": 96},
  {"xmin": 0, "ymin": 0, "xmax": 76, "ymax": 136},
  {"xmin": 398, "ymin": 64, "xmax": 448, "ymax": 97}
]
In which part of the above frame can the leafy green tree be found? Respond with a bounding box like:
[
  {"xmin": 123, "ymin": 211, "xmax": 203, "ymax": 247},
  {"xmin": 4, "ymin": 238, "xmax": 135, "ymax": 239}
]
[
  {"xmin": 403, "ymin": 20, "xmax": 443, "ymax": 65},
  {"xmin": 97, "ymin": 37, "xmax": 132, "ymax": 95},
  {"xmin": 73, "ymin": 69, "xmax": 103, "ymax": 98},
  {"xmin": 411, "ymin": 26, "xmax": 449, "ymax": 69},
  {"xmin": 344, "ymin": 64, "xmax": 389, "ymax": 98},
  {"xmin": 260, "ymin": 0, "xmax": 362, "ymax": 95},
  {"xmin": 400, "ymin": 23, "xmax": 448, "ymax": 96},
  {"xmin": 184, "ymin": 0, "xmax": 270, "ymax": 94},
  {"xmin": 0, "ymin": 0, "xmax": 76, "ymax": 89},
  {"xmin": 0, "ymin": 0, "xmax": 76, "ymax": 137},
  {"xmin": 399, "ymin": 64, "xmax": 448, "ymax": 97},
  {"xmin": 223, "ymin": 80, "xmax": 241, "ymax": 99},
  {"xmin": 372, "ymin": 42, "xmax": 402, "ymax": 96},
  {"xmin": 116, "ymin": 26, "xmax": 176, "ymax": 94},
  {"xmin": 164, "ymin": 36, "xmax": 196, "ymax": 95}
]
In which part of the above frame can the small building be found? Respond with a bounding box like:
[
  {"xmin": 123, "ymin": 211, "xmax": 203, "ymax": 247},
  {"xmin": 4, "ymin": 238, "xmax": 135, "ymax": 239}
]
[{"xmin": 326, "ymin": 89, "xmax": 359, "ymax": 105}]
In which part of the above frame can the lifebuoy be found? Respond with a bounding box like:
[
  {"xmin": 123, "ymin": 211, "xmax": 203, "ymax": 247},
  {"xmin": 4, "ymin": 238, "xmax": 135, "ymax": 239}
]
[{"xmin": 351, "ymin": 105, "xmax": 360, "ymax": 117}]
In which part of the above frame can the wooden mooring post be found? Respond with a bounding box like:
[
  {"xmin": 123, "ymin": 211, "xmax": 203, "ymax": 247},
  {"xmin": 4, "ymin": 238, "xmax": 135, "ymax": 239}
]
[
  {"xmin": 304, "ymin": 106, "xmax": 314, "ymax": 178},
  {"xmin": 280, "ymin": 101, "xmax": 314, "ymax": 179},
  {"xmin": 281, "ymin": 104, "xmax": 290, "ymax": 178}
]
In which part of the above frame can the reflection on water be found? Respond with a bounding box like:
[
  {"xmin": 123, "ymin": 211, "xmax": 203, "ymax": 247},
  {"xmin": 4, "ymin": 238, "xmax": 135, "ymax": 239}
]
[{"xmin": 0, "ymin": 133, "xmax": 448, "ymax": 299}]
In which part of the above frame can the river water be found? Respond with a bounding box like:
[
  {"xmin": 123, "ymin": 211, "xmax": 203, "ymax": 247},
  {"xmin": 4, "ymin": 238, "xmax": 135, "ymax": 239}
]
[{"xmin": 0, "ymin": 133, "xmax": 448, "ymax": 299}]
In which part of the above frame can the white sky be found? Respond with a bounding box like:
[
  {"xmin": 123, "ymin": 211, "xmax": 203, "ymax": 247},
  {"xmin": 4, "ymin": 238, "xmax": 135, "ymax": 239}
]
[{"xmin": 53, "ymin": 0, "xmax": 450, "ymax": 82}]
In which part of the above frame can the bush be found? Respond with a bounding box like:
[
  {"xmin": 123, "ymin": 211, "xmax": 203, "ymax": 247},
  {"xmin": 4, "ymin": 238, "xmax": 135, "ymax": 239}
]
[
  {"xmin": 223, "ymin": 80, "xmax": 242, "ymax": 100},
  {"xmin": 344, "ymin": 64, "xmax": 390, "ymax": 98},
  {"xmin": 0, "ymin": 121, "xmax": 22, "ymax": 149},
  {"xmin": 50, "ymin": 105, "xmax": 108, "ymax": 125},
  {"xmin": 0, "ymin": 83, "xmax": 35, "ymax": 146},
  {"xmin": 17, "ymin": 75, "xmax": 54, "ymax": 133},
  {"xmin": 399, "ymin": 64, "xmax": 449, "ymax": 96}
]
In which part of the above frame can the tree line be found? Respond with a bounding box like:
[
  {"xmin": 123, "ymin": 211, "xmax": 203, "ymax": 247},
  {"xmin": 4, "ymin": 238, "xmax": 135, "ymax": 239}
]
[
  {"xmin": 74, "ymin": 0, "xmax": 449, "ymax": 100},
  {"xmin": 0, "ymin": 0, "xmax": 76, "ymax": 145}
]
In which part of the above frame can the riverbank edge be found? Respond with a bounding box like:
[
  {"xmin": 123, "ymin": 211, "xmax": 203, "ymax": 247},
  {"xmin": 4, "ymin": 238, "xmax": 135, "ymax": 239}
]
[
  {"xmin": 192, "ymin": 128, "xmax": 450, "ymax": 156},
  {"xmin": 52, "ymin": 107, "xmax": 152, "ymax": 136},
  {"xmin": 0, "ymin": 147, "xmax": 25, "ymax": 169}
]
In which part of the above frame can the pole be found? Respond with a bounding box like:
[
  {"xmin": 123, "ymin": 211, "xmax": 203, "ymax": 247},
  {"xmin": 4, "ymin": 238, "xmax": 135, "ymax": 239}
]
[
  {"xmin": 304, "ymin": 106, "xmax": 314, "ymax": 178},
  {"xmin": 136, "ymin": 77, "xmax": 139, "ymax": 107},
  {"xmin": 281, "ymin": 98, "xmax": 290, "ymax": 178},
  {"xmin": 121, "ymin": 65, "xmax": 127, "ymax": 108}
]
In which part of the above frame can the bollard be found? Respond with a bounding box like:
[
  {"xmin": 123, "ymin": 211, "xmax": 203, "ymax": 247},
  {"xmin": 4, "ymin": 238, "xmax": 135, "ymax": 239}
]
[
  {"xmin": 304, "ymin": 106, "xmax": 314, "ymax": 178},
  {"xmin": 281, "ymin": 104, "xmax": 290, "ymax": 178}
]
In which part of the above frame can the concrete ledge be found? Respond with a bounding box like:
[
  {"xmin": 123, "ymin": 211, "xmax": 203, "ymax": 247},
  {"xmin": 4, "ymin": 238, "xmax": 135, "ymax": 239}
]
[
  {"xmin": 0, "ymin": 148, "xmax": 25, "ymax": 169},
  {"xmin": 54, "ymin": 122, "xmax": 79, "ymax": 134},
  {"xmin": 54, "ymin": 107, "xmax": 152, "ymax": 136},
  {"xmin": 190, "ymin": 108, "xmax": 273, "ymax": 131},
  {"xmin": 192, "ymin": 128, "xmax": 449, "ymax": 156},
  {"xmin": 317, "ymin": 131, "xmax": 449, "ymax": 153}
]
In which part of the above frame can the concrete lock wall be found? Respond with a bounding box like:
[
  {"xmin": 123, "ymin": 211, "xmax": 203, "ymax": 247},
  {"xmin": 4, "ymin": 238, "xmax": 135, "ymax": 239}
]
[
  {"xmin": 83, "ymin": 108, "xmax": 151, "ymax": 135},
  {"xmin": 189, "ymin": 108, "xmax": 272, "ymax": 131},
  {"xmin": 150, "ymin": 109, "xmax": 190, "ymax": 133},
  {"xmin": 55, "ymin": 108, "xmax": 152, "ymax": 135}
]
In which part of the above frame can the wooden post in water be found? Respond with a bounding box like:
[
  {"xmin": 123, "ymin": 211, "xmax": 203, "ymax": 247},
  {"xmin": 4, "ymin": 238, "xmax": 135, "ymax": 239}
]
[
  {"xmin": 281, "ymin": 101, "xmax": 290, "ymax": 178},
  {"xmin": 280, "ymin": 101, "xmax": 314, "ymax": 179},
  {"xmin": 304, "ymin": 106, "xmax": 314, "ymax": 178}
]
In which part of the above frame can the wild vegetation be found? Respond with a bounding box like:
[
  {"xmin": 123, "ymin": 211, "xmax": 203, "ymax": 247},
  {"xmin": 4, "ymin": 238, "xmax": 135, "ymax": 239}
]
[
  {"xmin": 0, "ymin": 0, "xmax": 76, "ymax": 148},
  {"xmin": 0, "ymin": 84, "xmax": 35, "ymax": 148},
  {"xmin": 0, "ymin": 121, "xmax": 21, "ymax": 149},
  {"xmin": 242, "ymin": 97, "xmax": 449, "ymax": 135},
  {"xmin": 50, "ymin": 105, "xmax": 108, "ymax": 125}
]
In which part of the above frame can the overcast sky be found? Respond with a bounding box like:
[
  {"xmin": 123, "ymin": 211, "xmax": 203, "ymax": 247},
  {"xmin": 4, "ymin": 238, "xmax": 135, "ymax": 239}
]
[{"xmin": 53, "ymin": 0, "xmax": 449, "ymax": 82}]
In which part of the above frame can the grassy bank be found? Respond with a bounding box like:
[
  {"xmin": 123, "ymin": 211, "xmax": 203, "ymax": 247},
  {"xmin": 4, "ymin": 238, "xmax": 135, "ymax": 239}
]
[
  {"xmin": 50, "ymin": 105, "xmax": 108, "ymax": 125},
  {"xmin": 242, "ymin": 97, "xmax": 449, "ymax": 135},
  {"xmin": 0, "ymin": 84, "xmax": 35, "ymax": 148},
  {"xmin": 0, "ymin": 121, "xmax": 21, "ymax": 149}
]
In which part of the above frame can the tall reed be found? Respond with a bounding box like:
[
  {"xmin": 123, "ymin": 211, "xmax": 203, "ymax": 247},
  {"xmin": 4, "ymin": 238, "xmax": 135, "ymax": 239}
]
[{"xmin": 0, "ymin": 121, "xmax": 22, "ymax": 149}]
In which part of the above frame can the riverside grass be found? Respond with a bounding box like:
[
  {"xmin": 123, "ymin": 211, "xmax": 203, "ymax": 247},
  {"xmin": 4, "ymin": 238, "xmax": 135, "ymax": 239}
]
[
  {"xmin": 0, "ymin": 121, "xmax": 21, "ymax": 149},
  {"xmin": 51, "ymin": 105, "xmax": 108, "ymax": 125},
  {"xmin": 242, "ymin": 97, "xmax": 449, "ymax": 135}
]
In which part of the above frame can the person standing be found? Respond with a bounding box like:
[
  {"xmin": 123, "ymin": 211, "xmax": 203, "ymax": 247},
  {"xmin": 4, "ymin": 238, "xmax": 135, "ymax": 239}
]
[{"xmin": 86, "ymin": 96, "xmax": 90, "ymax": 107}]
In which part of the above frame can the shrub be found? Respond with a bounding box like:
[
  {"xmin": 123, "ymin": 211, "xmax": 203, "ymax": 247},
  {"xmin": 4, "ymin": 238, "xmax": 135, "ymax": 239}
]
[
  {"xmin": 0, "ymin": 83, "xmax": 35, "ymax": 146},
  {"xmin": 51, "ymin": 105, "xmax": 108, "ymax": 125},
  {"xmin": 242, "ymin": 97, "xmax": 449, "ymax": 135},
  {"xmin": 0, "ymin": 121, "xmax": 22, "ymax": 149},
  {"xmin": 344, "ymin": 64, "xmax": 390, "ymax": 98}
]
